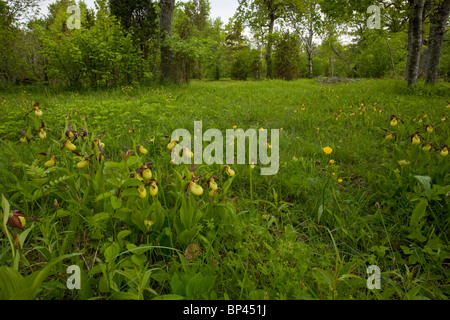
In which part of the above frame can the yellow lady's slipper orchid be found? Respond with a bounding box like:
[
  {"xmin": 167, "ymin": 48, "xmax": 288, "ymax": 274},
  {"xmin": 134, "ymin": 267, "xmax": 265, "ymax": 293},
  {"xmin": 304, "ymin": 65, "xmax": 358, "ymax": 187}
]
[
  {"xmin": 208, "ymin": 178, "xmax": 218, "ymax": 191},
  {"xmin": 77, "ymin": 159, "xmax": 88, "ymax": 168},
  {"xmin": 138, "ymin": 186, "xmax": 147, "ymax": 199},
  {"xmin": 45, "ymin": 157, "xmax": 56, "ymax": 167},
  {"xmin": 189, "ymin": 182, "xmax": 203, "ymax": 196},
  {"xmin": 426, "ymin": 125, "xmax": 434, "ymax": 134},
  {"xmin": 18, "ymin": 216, "xmax": 26, "ymax": 228},
  {"xmin": 385, "ymin": 134, "xmax": 393, "ymax": 141},
  {"xmin": 65, "ymin": 140, "xmax": 76, "ymax": 151},
  {"xmin": 422, "ymin": 144, "xmax": 432, "ymax": 152},
  {"xmin": 412, "ymin": 135, "xmax": 421, "ymax": 145},
  {"xmin": 20, "ymin": 136, "xmax": 28, "ymax": 143},
  {"xmin": 39, "ymin": 129, "xmax": 46, "ymax": 139},
  {"xmin": 224, "ymin": 165, "xmax": 235, "ymax": 177},
  {"xmin": 184, "ymin": 149, "xmax": 194, "ymax": 158},
  {"xmin": 167, "ymin": 140, "xmax": 176, "ymax": 150},
  {"xmin": 390, "ymin": 118, "xmax": 398, "ymax": 127},
  {"xmin": 35, "ymin": 109, "xmax": 43, "ymax": 117},
  {"xmin": 441, "ymin": 147, "xmax": 449, "ymax": 157},
  {"xmin": 139, "ymin": 145, "xmax": 148, "ymax": 154},
  {"xmin": 142, "ymin": 168, "xmax": 152, "ymax": 180},
  {"xmin": 150, "ymin": 182, "xmax": 158, "ymax": 197}
]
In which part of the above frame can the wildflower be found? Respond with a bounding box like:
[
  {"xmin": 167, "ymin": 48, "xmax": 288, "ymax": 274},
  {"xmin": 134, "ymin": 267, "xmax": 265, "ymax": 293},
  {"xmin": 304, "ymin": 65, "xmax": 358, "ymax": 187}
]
[
  {"xmin": 422, "ymin": 143, "xmax": 432, "ymax": 152},
  {"xmin": 338, "ymin": 179, "xmax": 343, "ymax": 183},
  {"xmin": 149, "ymin": 180, "xmax": 158, "ymax": 197},
  {"xmin": 139, "ymin": 145, "xmax": 148, "ymax": 155},
  {"xmin": 223, "ymin": 165, "xmax": 235, "ymax": 177},
  {"xmin": 167, "ymin": 140, "xmax": 177, "ymax": 151},
  {"xmin": 19, "ymin": 129, "xmax": 31, "ymax": 143},
  {"xmin": 390, "ymin": 116, "xmax": 399, "ymax": 127},
  {"xmin": 233, "ymin": 125, "xmax": 237, "ymax": 129},
  {"xmin": 323, "ymin": 147, "xmax": 333, "ymax": 155},
  {"xmin": 440, "ymin": 146, "xmax": 449, "ymax": 158},
  {"xmin": 34, "ymin": 105, "xmax": 43, "ymax": 117},
  {"xmin": 426, "ymin": 125, "xmax": 434, "ymax": 134},
  {"xmin": 183, "ymin": 149, "xmax": 194, "ymax": 159},
  {"xmin": 411, "ymin": 134, "xmax": 421, "ymax": 145},
  {"xmin": 189, "ymin": 182, "xmax": 203, "ymax": 196},
  {"xmin": 330, "ymin": 160, "xmax": 335, "ymax": 164},
  {"xmin": 138, "ymin": 186, "xmax": 147, "ymax": 199},
  {"xmin": 207, "ymin": 177, "xmax": 218, "ymax": 191},
  {"xmin": 398, "ymin": 160, "xmax": 410, "ymax": 166},
  {"xmin": 76, "ymin": 158, "xmax": 89, "ymax": 168},
  {"xmin": 442, "ymin": 114, "xmax": 447, "ymax": 122},
  {"xmin": 64, "ymin": 140, "xmax": 76, "ymax": 151},
  {"xmin": 45, "ymin": 157, "xmax": 56, "ymax": 167},
  {"xmin": 7, "ymin": 210, "xmax": 40, "ymax": 231},
  {"xmin": 39, "ymin": 128, "xmax": 46, "ymax": 139},
  {"xmin": 142, "ymin": 168, "xmax": 152, "ymax": 180}
]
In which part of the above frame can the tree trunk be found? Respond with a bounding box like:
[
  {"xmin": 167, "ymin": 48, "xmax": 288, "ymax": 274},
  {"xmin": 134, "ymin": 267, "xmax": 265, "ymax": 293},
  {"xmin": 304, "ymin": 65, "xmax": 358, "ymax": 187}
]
[
  {"xmin": 385, "ymin": 37, "xmax": 396, "ymax": 76},
  {"xmin": 330, "ymin": 45, "xmax": 352, "ymax": 77},
  {"xmin": 307, "ymin": 18, "xmax": 314, "ymax": 79},
  {"xmin": 425, "ymin": 0, "xmax": 450, "ymax": 85},
  {"xmin": 405, "ymin": 0, "xmax": 425, "ymax": 87},
  {"xmin": 266, "ymin": 12, "xmax": 275, "ymax": 79},
  {"xmin": 159, "ymin": 0, "xmax": 176, "ymax": 83}
]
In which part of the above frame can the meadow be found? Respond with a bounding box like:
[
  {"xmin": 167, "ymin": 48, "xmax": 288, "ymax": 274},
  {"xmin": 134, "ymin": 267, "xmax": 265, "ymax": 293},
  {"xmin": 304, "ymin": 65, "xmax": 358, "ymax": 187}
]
[{"xmin": 0, "ymin": 78, "xmax": 449, "ymax": 300}]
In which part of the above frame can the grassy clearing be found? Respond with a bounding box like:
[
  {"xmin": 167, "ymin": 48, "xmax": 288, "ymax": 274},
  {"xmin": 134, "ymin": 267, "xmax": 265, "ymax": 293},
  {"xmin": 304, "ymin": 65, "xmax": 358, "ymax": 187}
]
[{"xmin": 0, "ymin": 79, "xmax": 449, "ymax": 300}]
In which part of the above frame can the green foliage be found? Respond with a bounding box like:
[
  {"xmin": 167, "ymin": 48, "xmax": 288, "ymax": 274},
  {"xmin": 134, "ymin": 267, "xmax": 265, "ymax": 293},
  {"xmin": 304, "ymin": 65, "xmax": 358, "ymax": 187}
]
[
  {"xmin": 1, "ymin": 79, "xmax": 449, "ymax": 300},
  {"xmin": 39, "ymin": 15, "xmax": 146, "ymax": 88},
  {"xmin": 273, "ymin": 31, "xmax": 301, "ymax": 80}
]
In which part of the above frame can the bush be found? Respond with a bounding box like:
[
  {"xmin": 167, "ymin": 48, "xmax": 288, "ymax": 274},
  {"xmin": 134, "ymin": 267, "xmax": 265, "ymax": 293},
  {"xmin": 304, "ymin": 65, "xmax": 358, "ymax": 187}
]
[
  {"xmin": 39, "ymin": 16, "xmax": 147, "ymax": 88},
  {"xmin": 273, "ymin": 32, "xmax": 301, "ymax": 81}
]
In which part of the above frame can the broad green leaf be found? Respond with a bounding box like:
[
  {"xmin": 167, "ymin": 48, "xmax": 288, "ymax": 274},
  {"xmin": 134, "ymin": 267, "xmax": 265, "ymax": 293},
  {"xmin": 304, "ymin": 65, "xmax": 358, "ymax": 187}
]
[
  {"xmin": 410, "ymin": 198, "xmax": 428, "ymax": 228},
  {"xmin": 111, "ymin": 196, "xmax": 122, "ymax": 209},
  {"xmin": 414, "ymin": 176, "xmax": 432, "ymax": 200}
]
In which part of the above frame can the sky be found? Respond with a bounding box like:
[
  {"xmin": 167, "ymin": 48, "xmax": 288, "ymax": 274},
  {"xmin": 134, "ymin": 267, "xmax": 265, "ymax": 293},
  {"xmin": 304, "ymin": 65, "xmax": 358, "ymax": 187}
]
[{"xmin": 37, "ymin": 0, "xmax": 239, "ymax": 24}]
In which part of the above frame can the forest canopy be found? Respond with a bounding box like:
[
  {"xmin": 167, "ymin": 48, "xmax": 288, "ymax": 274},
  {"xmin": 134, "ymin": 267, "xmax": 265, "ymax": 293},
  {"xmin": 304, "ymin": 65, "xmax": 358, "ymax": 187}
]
[{"xmin": 0, "ymin": 0, "xmax": 449, "ymax": 88}]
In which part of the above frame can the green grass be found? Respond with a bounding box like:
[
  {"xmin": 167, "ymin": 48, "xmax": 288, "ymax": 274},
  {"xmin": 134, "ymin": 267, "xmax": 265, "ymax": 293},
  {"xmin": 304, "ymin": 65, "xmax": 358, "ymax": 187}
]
[{"xmin": 0, "ymin": 79, "xmax": 449, "ymax": 300}]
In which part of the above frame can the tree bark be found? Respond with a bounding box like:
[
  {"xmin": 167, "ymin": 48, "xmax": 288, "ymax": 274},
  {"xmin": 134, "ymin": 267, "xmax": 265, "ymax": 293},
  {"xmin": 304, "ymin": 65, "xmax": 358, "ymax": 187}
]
[
  {"xmin": 405, "ymin": 0, "xmax": 425, "ymax": 87},
  {"xmin": 266, "ymin": 11, "xmax": 275, "ymax": 79},
  {"xmin": 307, "ymin": 18, "xmax": 314, "ymax": 79},
  {"xmin": 425, "ymin": 0, "xmax": 450, "ymax": 84},
  {"xmin": 159, "ymin": 0, "xmax": 176, "ymax": 83},
  {"xmin": 330, "ymin": 45, "xmax": 352, "ymax": 77}
]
